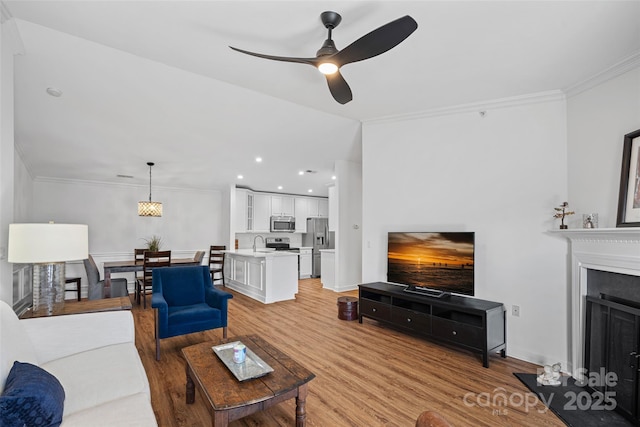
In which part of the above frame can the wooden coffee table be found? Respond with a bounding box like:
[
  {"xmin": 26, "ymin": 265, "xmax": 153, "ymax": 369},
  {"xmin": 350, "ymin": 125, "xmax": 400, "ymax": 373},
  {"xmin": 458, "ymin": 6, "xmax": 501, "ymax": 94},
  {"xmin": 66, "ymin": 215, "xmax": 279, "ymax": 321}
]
[{"xmin": 182, "ymin": 334, "xmax": 315, "ymax": 426}]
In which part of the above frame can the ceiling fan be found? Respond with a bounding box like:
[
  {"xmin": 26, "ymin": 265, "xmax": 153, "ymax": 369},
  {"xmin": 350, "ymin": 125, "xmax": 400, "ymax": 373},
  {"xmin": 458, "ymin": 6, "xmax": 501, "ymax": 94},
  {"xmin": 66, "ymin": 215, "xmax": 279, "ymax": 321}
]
[{"xmin": 229, "ymin": 11, "xmax": 418, "ymax": 104}]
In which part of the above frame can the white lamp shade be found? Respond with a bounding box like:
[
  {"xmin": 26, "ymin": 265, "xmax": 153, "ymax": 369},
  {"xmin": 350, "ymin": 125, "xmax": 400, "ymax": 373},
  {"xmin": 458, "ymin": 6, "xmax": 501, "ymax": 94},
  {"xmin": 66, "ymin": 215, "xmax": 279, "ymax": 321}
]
[{"xmin": 8, "ymin": 223, "xmax": 89, "ymax": 263}]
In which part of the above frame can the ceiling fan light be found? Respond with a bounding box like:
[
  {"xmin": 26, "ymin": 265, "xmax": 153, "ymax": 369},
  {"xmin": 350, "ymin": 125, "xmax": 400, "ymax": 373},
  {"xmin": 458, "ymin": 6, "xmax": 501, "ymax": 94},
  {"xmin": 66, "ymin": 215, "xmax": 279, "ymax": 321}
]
[{"xmin": 318, "ymin": 62, "xmax": 338, "ymax": 75}]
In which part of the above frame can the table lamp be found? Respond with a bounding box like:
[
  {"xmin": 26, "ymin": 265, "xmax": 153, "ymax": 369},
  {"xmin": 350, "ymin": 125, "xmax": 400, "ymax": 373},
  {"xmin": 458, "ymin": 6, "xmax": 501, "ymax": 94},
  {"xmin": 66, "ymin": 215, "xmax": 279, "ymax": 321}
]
[{"xmin": 8, "ymin": 223, "xmax": 88, "ymax": 316}]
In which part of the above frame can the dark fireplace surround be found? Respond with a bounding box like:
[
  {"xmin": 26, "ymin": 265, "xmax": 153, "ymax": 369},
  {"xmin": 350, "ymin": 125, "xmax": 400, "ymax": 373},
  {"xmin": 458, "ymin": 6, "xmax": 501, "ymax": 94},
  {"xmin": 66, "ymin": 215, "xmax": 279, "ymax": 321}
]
[{"xmin": 561, "ymin": 228, "xmax": 640, "ymax": 423}]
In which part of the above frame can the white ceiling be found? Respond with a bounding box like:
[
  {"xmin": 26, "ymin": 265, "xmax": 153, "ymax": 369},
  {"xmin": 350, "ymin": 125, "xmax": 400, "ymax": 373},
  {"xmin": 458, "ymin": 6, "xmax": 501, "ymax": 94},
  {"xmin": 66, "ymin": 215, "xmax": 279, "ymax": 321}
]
[{"xmin": 5, "ymin": 1, "xmax": 640, "ymax": 197}]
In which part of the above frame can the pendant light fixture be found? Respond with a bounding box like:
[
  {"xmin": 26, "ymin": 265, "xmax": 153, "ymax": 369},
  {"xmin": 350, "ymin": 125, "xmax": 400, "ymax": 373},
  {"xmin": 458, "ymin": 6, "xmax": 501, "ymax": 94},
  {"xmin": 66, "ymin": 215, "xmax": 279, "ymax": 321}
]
[{"xmin": 138, "ymin": 162, "xmax": 163, "ymax": 217}]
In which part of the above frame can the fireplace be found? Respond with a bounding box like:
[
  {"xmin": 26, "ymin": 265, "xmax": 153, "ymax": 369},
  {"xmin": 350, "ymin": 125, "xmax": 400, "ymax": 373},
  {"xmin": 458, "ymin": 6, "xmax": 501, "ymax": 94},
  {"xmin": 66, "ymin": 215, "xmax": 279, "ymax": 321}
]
[{"xmin": 561, "ymin": 228, "xmax": 640, "ymax": 422}]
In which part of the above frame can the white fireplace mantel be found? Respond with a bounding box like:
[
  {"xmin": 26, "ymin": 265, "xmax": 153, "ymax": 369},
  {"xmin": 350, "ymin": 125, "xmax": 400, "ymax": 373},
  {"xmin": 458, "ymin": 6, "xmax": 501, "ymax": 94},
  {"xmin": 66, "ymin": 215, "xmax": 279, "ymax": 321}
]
[
  {"xmin": 553, "ymin": 228, "xmax": 640, "ymax": 375},
  {"xmin": 553, "ymin": 227, "xmax": 640, "ymax": 243}
]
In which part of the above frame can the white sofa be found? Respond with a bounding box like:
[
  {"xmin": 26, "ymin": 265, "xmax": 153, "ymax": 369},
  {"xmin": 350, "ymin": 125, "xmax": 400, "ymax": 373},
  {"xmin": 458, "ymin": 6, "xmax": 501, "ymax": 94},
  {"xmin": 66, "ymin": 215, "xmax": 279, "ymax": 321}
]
[{"xmin": 0, "ymin": 300, "xmax": 157, "ymax": 426}]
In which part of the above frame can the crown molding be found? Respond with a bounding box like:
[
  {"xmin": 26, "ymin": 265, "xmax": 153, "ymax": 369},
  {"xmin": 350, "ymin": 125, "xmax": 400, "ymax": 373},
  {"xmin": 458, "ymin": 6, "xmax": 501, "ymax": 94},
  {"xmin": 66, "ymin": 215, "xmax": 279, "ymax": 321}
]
[
  {"xmin": 33, "ymin": 176, "xmax": 222, "ymax": 194},
  {"xmin": 564, "ymin": 51, "xmax": 640, "ymax": 98},
  {"xmin": 364, "ymin": 90, "xmax": 565, "ymax": 125}
]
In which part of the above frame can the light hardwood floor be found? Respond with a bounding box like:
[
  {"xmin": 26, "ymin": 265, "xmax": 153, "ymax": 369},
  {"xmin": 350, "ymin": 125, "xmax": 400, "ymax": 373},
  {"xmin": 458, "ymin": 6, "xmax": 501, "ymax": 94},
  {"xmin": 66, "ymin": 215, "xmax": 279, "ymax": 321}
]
[{"xmin": 131, "ymin": 279, "xmax": 563, "ymax": 426}]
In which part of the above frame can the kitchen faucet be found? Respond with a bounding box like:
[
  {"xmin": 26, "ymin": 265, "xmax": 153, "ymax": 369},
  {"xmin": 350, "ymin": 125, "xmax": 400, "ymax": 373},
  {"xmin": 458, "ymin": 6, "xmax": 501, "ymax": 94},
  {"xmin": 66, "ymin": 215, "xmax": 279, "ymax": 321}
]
[{"xmin": 253, "ymin": 235, "xmax": 265, "ymax": 252}]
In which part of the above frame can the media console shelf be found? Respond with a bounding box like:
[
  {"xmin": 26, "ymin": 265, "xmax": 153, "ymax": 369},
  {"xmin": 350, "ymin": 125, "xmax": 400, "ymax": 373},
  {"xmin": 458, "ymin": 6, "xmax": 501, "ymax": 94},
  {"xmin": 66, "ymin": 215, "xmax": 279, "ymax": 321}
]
[{"xmin": 358, "ymin": 282, "xmax": 506, "ymax": 368}]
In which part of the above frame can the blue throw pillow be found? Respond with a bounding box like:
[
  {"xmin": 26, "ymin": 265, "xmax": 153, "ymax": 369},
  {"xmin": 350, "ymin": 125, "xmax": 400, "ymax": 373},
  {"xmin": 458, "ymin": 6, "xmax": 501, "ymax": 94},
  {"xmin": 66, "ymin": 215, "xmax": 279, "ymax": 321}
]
[{"xmin": 0, "ymin": 361, "xmax": 65, "ymax": 427}]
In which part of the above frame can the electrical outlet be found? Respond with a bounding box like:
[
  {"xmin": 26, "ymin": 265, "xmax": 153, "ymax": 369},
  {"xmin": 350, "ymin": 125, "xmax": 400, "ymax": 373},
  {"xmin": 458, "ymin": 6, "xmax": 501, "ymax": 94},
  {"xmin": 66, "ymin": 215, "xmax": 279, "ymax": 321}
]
[{"xmin": 512, "ymin": 305, "xmax": 520, "ymax": 317}]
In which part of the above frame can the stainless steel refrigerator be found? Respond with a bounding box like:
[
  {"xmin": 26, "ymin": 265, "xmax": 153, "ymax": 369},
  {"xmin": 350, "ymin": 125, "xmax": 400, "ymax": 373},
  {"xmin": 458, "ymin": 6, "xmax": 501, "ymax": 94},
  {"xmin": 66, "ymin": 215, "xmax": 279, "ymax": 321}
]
[{"xmin": 303, "ymin": 218, "xmax": 330, "ymax": 278}]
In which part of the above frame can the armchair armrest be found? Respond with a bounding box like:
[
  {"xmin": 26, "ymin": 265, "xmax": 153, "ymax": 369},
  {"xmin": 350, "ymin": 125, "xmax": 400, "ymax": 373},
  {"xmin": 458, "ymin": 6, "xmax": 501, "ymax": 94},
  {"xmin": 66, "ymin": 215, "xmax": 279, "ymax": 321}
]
[
  {"xmin": 205, "ymin": 286, "xmax": 233, "ymax": 309},
  {"xmin": 151, "ymin": 290, "xmax": 169, "ymax": 332},
  {"xmin": 205, "ymin": 287, "xmax": 233, "ymax": 327},
  {"xmin": 21, "ymin": 310, "xmax": 135, "ymax": 365}
]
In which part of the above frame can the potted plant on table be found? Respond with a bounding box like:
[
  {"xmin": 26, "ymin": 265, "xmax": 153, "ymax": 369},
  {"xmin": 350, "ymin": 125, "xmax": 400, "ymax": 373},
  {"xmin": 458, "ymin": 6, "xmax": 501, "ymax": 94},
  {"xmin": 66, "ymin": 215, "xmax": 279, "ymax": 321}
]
[{"xmin": 143, "ymin": 235, "xmax": 163, "ymax": 252}]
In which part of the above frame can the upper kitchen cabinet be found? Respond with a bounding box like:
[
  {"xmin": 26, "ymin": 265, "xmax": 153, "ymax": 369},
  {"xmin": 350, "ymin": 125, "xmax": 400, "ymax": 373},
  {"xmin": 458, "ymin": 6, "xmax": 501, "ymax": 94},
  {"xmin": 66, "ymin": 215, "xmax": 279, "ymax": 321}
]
[
  {"xmin": 234, "ymin": 189, "xmax": 269, "ymax": 233},
  {"xmin": 294, "ymin": 196, "xmax": 328, "ymax": 233},
  {"xmin": 253, "ymin": 193, "xmax": 271, "ymax": 232},
  {"xmin": 271, "ymin": 195, "xmax": 295, "ymax": 217},
  {"xmin": 307, "ymin": 197, "xmax": 328, "ymax": 217},
  {"xmin": 236, "ymin": 189, "xmax": 250, "ymax": 232},
  {"xmin": 295, "ymin": 197, "xmax": 309, "ymax": 232},
  {"xmin": 318, "ymin": 199, "xmax": 329, "ymax": 217},
  {"xmin": 236, "ymin": 188, "xmax": 327, "ymax": 233}
]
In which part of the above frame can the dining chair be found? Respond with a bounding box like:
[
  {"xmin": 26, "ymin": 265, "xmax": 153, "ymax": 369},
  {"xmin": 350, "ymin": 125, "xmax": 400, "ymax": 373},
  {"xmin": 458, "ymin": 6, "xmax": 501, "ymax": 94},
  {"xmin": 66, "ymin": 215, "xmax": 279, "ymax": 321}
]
[
  {"xmin": 209, "ymin": 245, "xmax": 226, "ymax": 286},
  {"xmin": 134, "ymin": 248, "xmax": 145, "ymax": 304},
  {"xmin": 193, "ymin": 250, "xmax": 205, "ymax": 264},
  {"xmin": 137, "ymin": 250, "xmax": 171, "ymax": 309},
  {"xmin": 83, "ymin": 255, "xmax": 129, "ymax": 300}
]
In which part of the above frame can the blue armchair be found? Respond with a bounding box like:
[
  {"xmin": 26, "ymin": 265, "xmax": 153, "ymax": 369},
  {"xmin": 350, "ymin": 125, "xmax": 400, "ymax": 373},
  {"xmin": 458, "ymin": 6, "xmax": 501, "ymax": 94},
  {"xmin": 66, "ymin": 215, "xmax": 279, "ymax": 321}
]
[{"xmin": 151, "ymin": 265, "xmax": 233, "ymax": 360}]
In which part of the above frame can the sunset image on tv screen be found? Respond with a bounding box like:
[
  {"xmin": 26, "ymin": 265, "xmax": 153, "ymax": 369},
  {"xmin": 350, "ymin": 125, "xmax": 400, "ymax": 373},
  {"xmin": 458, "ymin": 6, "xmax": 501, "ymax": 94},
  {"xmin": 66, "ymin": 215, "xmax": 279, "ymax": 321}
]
[{"xmin": 387, "ymin": 232, "xmax": 474, "ymax": 295}]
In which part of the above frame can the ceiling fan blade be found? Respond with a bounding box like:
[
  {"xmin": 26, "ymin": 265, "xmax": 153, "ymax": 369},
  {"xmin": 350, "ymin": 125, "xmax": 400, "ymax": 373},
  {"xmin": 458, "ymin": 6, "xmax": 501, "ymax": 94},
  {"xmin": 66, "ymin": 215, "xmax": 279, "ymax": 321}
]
[
  {"xmin": 332, "ymin": 15, "xmax": 418, "ymax": 67},
  {"xmin": 229, "ymin": 46, "xmax": 317, "ymax": 66},
  {"xmin": 325, "ymin": 71, "xmax": 353, "ymax": 104}
]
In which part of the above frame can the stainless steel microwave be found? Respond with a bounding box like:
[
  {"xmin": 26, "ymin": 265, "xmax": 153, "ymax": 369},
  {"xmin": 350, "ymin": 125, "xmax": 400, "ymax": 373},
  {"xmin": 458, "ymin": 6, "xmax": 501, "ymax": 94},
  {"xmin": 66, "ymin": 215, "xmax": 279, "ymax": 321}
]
[{"xmin": 270, "ymin": 216, "xmax": 295, "ymax": 232}]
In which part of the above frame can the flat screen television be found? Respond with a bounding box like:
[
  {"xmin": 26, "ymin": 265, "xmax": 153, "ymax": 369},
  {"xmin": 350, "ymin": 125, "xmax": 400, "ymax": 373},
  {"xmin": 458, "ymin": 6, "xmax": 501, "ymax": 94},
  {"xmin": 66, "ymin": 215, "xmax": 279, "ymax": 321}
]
[{"xmin": 387, "ymin": 232, "xmax": 475, "ymax": 297}]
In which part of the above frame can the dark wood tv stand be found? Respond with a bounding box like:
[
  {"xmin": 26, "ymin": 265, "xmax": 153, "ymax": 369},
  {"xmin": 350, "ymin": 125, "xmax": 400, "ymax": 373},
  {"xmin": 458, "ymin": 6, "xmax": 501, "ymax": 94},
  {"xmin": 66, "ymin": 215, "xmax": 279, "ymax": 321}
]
[{"xmin": 358, "ymin": 282, "xmax": 506, "ymax": 368}]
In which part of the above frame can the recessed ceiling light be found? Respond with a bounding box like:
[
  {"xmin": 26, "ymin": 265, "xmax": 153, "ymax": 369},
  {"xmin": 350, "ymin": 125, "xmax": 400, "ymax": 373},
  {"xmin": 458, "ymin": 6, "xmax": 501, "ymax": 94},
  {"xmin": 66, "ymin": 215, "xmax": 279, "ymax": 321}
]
[
  {"xmin": 308, "ymin": 189, "xmax": 313, "ymax": 193},
  {"xmin": 46, "ymin": 87, "xmax": 63, "ymax": 97},
  {"xmin": 255, "ymin": 157, "xmax": 262, "ymax": 163},
  {"xmin": 237, "ymin": 174, "xmax": 243, "ymax": 179},
  {"xmin": 298, "ymin": 171, "xmax": 304, "ymax": 175},
  {"xmin": 277, "ymin": 186, "xmax": 283, "ymax": 190},
  {"xmin": 331, "ymin": 175, "xmax": 336, "ymax": 180}
]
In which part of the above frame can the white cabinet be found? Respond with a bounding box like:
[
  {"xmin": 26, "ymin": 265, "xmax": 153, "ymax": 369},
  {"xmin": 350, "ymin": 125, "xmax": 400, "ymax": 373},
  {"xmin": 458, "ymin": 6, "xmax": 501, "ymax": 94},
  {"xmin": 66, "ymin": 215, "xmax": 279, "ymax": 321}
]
[
  {"xmin": 295, "ymin": 197, "xmax": 309, "ymax": 232},
  {"xmin": 271, "ymin": 195, "xmax": 294, "ymax": 216},
  {"xmin": 294, "ymin": 196, "xmax": 328, "ymax": 232},
  {"xmin": 318, "ymin": 199, "xmax": 328, "ymax": 217},
  {"xmin": 299, "ymin": 248, "xmax": 312, "ymax": 278},
  {"xmin": 307, "ymin": 198, "xmax": 319, "ymax": 217},
  {"xmin": 235, "ymin": 189, "xmax": 249, "ymax": 232},
  {"xmin": 225, "ymin": 251, "xmax": 298, "ymax": 303},
  {"xmin": 253, "ymin": 193, "xmax": 271, "ymax": 232},
  {"xmin": 306, "ymin": 197, "xmax": 328, "ymax": 217},
  {"xmin": 236, "ymin": 188, "xmax": 327, "ymax": 233}
]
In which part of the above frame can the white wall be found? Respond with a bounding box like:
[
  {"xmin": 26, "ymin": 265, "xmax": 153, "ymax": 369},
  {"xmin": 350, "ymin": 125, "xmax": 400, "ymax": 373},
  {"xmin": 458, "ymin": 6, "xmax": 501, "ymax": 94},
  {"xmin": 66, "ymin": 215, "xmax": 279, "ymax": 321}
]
[
  {"xmin": 13, "ymin": 151, "xmax": 32, "ymax": 222},
  {"xmin": 0, "ymin": 16, "xmax": 19, "ymax": 305},
  {"xmin": 362, "ymin": 95, "xmax": 569, "ymax": 367},
  {"xmin": 334, "ymin": 159, "xmax": 362, "ymax": 291},
  {"xmin": 31, "ymin": 179, "xmax": 225, "ymax": 284},
  {"xmin": 567, "ymin": 67, "xmax": 640, "ymax": 227}
]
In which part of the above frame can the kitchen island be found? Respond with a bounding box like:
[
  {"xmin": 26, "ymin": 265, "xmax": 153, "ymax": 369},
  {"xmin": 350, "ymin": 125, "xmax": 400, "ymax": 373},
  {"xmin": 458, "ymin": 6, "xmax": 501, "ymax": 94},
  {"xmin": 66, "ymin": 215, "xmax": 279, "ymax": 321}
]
[{"xmin": 224, "ymin": 250, "xmax": 299, "ymax": 304}]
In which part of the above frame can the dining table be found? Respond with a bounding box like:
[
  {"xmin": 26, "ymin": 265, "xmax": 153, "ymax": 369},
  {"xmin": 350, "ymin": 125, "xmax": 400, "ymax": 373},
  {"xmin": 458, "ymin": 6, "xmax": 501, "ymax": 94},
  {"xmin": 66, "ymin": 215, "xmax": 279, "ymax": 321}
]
[{"xmin": 103, "ymin": 257, "xmax": 201, "ymax": 293}]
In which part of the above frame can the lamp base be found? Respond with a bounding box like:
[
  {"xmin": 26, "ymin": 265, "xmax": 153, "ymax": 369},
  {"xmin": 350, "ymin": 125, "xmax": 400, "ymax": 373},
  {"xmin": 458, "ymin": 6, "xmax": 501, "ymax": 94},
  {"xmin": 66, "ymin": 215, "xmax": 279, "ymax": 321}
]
[{"xmin": 33, "ymin": 262, "xmax": 65, "ymax": 316}]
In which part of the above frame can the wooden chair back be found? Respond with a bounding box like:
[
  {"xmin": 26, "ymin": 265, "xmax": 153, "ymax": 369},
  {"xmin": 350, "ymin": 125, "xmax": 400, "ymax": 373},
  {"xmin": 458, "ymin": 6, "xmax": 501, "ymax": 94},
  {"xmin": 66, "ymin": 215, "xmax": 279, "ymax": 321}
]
[
  {"xmin": 209, "ymin": 245, "xmax": 226, "ymax": 286},
  {"xmin": 139, "ymin": 250, "xmax": 171, "ymax": 308},
  {"xmin": 135, "ymin": 248, "xmax": 146, "ymax": 265}
]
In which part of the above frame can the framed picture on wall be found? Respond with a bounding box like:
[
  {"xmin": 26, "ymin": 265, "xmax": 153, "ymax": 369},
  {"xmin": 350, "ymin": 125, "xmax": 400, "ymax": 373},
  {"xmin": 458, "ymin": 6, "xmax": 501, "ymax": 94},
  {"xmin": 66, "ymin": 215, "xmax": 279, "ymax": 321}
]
[{"xmin": 617, "ymin": 128, "xmax": 640, "ymax": 227}]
